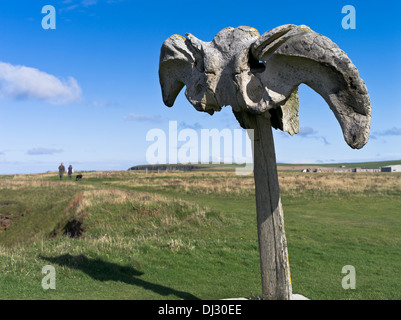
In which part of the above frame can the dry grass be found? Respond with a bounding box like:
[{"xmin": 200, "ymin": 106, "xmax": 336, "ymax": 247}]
[
  {"xmin": 61, "ymin": 187, "xmax": 213, "ymax": 233},
  {"xmin": 278, "ymin": 172, "xmax": 401, "ymax": 194},
  {"xmin": 112, "ymin": 177, "xmax": 253, "ymax": 195},
  {"xmin": 106, "ymin": 171, "xmax": 254, "ymax": 196},
  {"xmin": 64, "ymin": 188, "xmax": 170, "ymax": 216},
  {"xmin": 103, "ymin": 170, "xmax": 401, "ymax": 196},
  {"xmin": 2, "ymin": 169, "xmax": 400, "ymax": 196},
  {"xmin": 0, "ymin": 180, "xmax": 77, "ymax": 190}
]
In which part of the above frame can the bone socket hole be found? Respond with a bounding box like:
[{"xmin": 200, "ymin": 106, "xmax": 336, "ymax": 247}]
[{"xmin": 248, "ymin": 52, "xmax": 265, "ymax": 73}]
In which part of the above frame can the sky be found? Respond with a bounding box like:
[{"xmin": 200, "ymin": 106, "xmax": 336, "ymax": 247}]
[{"xmin": 0, "ymin": 0, "xmax": 400, "ymax": 174}]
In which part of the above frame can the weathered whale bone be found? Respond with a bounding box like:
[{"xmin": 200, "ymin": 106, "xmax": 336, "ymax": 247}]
[{"xmin": 159, "ymin": 24, "xmax": 371, "ymax": 299}]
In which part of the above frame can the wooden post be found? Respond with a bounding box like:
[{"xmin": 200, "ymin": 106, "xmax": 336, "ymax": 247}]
[{"xmin": 251, "ymin": 114, "xmax": 292, "ymax": 300}]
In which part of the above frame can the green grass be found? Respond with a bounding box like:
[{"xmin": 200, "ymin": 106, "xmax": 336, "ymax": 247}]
[
  {"xmin": 0, "ymin": 170, "xmax": 400, "ymax": 300},
  {"xmin": 283, "ymin": 193, "xmax": 401, "ymax": 299}
]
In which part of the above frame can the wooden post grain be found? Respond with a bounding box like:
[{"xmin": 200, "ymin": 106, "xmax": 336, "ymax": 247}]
[{"xmin": 252, "ymin": 114, "xmax": 292, "ymax": 300}]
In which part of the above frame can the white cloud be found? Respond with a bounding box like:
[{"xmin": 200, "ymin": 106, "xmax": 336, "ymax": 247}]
[
  {"xmin": 297, "ymin": 126, "xmax": 330, "ymax": 145},
  {"xmin": 124, "ymin": 114, "xmax": 162, "ymax": 123},
  {"xmin": 0, "ymin": 61, "xmax": 82, "ymax": 105},
  {"xmin": 26, "ymin": 147, "xmax": 64, "ymax": 155},
  {"xmin": 374, "ymin": 127, "xmax": 401, "ymax": 137},
  {"xmin": 92, "ymin": 100, "xmax": 119, "ymax": 108},
  {"xmin": 81, "ymin": 0, "xmax": 98, "ymax": 6},
  {"xmin": 179, "ymin": 121, "xmax": 203, "ymax": 130},
  {"xmin": 59, "ymin": 0, "xmax": 123, "ymax": 12}
]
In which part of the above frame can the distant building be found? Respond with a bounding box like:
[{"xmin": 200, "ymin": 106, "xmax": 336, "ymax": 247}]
[
  {"xmin": 353, "ymin": 167, "xmax": 380, "ymax": 172},
  {"xmin": 381, "ymin": 165, "xmax": 401, "ymax": 172}
]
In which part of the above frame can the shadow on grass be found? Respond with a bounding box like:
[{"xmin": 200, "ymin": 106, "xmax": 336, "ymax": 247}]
[{"xmin": 40, "ymin": 254, "xmax": 199, "ymax": 300}]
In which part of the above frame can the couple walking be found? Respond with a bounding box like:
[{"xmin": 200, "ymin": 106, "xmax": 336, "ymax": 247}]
[{"xmin": 58, "ymin": 163, "xmax": 73, "ymax": 180}]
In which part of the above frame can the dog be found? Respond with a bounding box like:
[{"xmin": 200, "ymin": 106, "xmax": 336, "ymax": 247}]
[{"xmin": 75, "ymin": 174, "xmax": 83, "ymax": 181}]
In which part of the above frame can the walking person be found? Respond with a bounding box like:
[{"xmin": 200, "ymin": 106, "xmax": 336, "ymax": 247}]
[
  {"xmin": 58, "ymin": 163, "xmax": 65, "ymax": 180},
  {"xmin": 68, "ymin": 165, "xmax": 73, "ymax": 180}
]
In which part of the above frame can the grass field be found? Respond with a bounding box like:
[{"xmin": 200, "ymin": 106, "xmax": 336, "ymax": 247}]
[{"xmin": 0, "ymin": 167, "xmax": 400, "ymax": 300}]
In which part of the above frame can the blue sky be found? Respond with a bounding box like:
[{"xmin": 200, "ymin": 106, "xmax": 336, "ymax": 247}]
[{"xmin": 0, "ymin": 0, "xmax": 400, "ymax": 174}]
